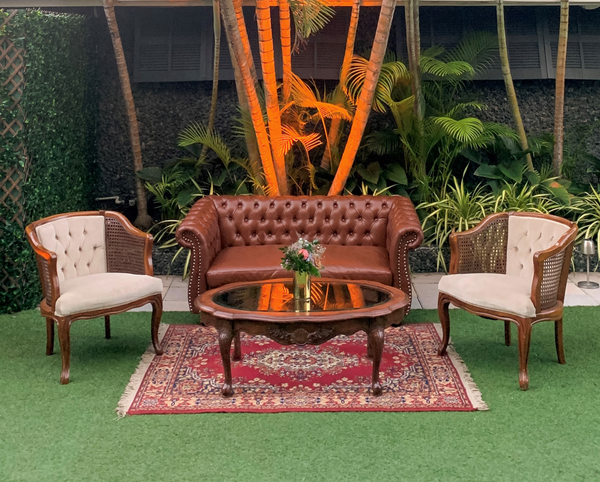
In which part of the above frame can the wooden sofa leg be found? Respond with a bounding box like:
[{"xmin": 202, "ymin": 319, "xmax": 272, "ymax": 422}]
[
  {"xmin": 151, "ymin": 296, "xmax": 164, "ymax": 356},
  {"xmin": 57, "ymin": 320, "xmax": 71, "ymax": 385},
  {"xmin": 105, "ymin": 316, "xmax": 111, "ymax": 340},
  {"xmin": 437, "ymin": 295, "xmax": 450, "ymax": 356},
  {"xmin": 555, "ymin": 318, "xmax": 566, "ymax": 365},
  {"xmin": 517, "ymin": 320, "xmax": 532, "ymax": 391},
  {"xmin": 504, "ymin": 321, "xmax": 511, "ymax": 346}
]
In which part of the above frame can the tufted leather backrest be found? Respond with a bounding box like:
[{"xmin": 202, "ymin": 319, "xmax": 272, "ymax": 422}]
[
  {"xmin": 212, "ymin": 196, "xmax": 393, "ymax": 248},
  {"xmin": 35, "ymin": 216, "xmax": 107, "ymax": 285},
  {"xmin": 506, "ymin": 215, "xmax": 570, "ymax": 284}
]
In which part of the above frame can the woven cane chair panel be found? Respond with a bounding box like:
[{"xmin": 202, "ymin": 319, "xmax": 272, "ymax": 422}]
[
  {"xmin": 456, "ymin": 217, "xmax": 508, "ymax": 274},
  {"xmin": 105, "ymin": 217, "xmax": 146, "ymax": 275},
  {"xmin": 540, "ymin": 250, "xmax": 566, "ymax": 311}
]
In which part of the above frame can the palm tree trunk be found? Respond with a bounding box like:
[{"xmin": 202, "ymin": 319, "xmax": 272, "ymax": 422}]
[
  {"xmin": 497, "ymin": 0, "xmax": 533, "ymax": 171},
  {"xmin": 200, "ymin": 0, "xmax": 222, "ymax": 161},
  {"xmin": 102, "ymin": 0, "xmax": 151, "ymax": 229},
  {"xmin": 279, "ymin": 0, "xmax": 293, "ymax": 101},
  {"xmin": 553, "ymin": 0, "xmax": 569, "ymax": 176},
  {"xmin": 221, "ymin": 0, "xmax": 280, "ymax": 194},
  {"xmin": 233, "ymin": 0, "xmax": 259, "ymax": 90},
  {"xmin": 256, "ymin": 0, "xmax": 288, "ymax": 194},
  {"xmin": 328, "ymin": 0, "xmax": 397, "ymax": 195},
  {"xmin": 224, "ymin": 20, "xmax": 263, "ymax": 190},
  {"xmin": 321, "ymin": 0, "xmax": 361, "ymax": 171}
]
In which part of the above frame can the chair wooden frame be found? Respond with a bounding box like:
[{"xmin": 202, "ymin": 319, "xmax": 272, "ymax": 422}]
[
  {"xmin": 437, "ymin": 212, "xmax": 578, "ymax": 390},
  {"xmin": 25, "ymin": 211, "xmax": 164, "ymax": 384}
]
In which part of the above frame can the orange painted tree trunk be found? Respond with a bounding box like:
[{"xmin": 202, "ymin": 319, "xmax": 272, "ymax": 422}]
[
  {"xmin": 279, "ymin": 0, "xmax": 293, "ymax": 101},
  {"xmin": 553, "ymin": 0, "xmax": 569, "ymax": 176},
  {"xmin": 321, "ymin": 0, "xmax": 361, "ymax": 171},
  {"xmin": 102, "ymin": 0, "xmax": 152, "ymax": 229},
  {"xmin": 233, "ymin": 0, "xmax": 259, "ymax": 90},
  {"xmin": 328, "ymin": 0, "xmax": 397, "ymax": 195},
  {"xmin": 221, "ymin": 0, "xmax": 280, "ymax": 194},
  {"xmin": 256, "ymin": 0, "xmax": 288, "ymax": 194}
]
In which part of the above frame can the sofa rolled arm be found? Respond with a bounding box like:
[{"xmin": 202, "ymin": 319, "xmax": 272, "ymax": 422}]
[
  {"xmin": 386, "ymin": 196, "xmax": 424, "ymax": 313},
  {"xmin": 176, "ymin": 198, "xmax": 222, "ymax": 312},
  {"xmin": 449, "ymin": 213, "xmax": 509, "ymax": 275},
  {"xmin": 103, "ymin": 211, "xmax": 153, "ymax": 276},
  {"xmin": 531, "ymin": 224, "xmax": 577, "ymax": 313}
]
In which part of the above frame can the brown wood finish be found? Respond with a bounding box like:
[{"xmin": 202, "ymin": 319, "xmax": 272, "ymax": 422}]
[
  {"xmin": 441, "ymin": 211, "xmax": 577, "ymax": 391},
  {"xmin": 197, "ymin": 279, "xmax": 408, "ymax": 397},
  {"xmin": 25, "ymin": 211, "xmax": 163, "ymax": 384}
]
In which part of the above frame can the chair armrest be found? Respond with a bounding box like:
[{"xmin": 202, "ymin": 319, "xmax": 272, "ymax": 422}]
[
  {"xmin": 531, "ymin": 225, "xmax": 577, "ymax": 313},
  {"xmin": 103, "ymin": 211, "xmax": 153, "ymax": 276},
  {"xmin": 386, "ymin": 196, "xmax": 424, "ymax": 313},
  {"xmin": 25, "ymin": 225, "xmax": 60, "ymax": 312},
  {"xmin": 176, "ymin": 198, "xmax": 222, "ymax": 312},
  {"xmin": 449, "ymin": 213, "xmax": 509, "ymax": 275}
]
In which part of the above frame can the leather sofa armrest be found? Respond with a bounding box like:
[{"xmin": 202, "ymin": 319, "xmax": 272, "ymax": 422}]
[
  {"xmin": 386, "ymin": 196, "xmax": 424, "ymax": 313},
  {"xmin": 176, "ymin": 198, "xmax": 222, "ymax": 312}
]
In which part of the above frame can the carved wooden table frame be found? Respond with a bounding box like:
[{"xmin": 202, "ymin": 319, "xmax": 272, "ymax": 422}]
[{"xmin": 196, "ymin": 279, "xmax": 409, "ymax": 397}]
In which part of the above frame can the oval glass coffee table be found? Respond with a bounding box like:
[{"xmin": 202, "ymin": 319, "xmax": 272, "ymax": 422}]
[{"xmin": 195, "ymin": 279, "xmax": 409, "ymax": 397}]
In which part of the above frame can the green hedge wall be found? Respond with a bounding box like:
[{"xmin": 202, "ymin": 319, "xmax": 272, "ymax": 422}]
[{"xmin": 0, "ymin": 10, "xmax": 96, "ymax": 314}]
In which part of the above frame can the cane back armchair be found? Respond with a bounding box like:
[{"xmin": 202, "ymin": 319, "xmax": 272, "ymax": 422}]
[
  {"xmin": 25, "ymin": 211, "xmax": 164, "ymax": 384},
  {"xmin": 436, "ymin": 212, "xmax": 577, "ymax": 390}
]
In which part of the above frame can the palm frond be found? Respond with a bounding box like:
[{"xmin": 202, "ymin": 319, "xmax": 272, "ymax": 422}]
[
  {"xmin": 277, "ymin": 125, "xmax": 322, "ymax": 157},
  {"xmin": 420, "ymin": 57, "xmax": 474, "ymax": 78},
  {"xmin": 178, "ymin": 122, "xmax": 232, "ymax": 167},
  {"xmin": 289, "ymin": 0, "xmax": 335, "ymax": 44},
  {"xmin": 443, "ymin": 31, "xmax": 498, "ymax": 75},
  {"xmin": 363, "ymin": 130, "xmax": 402, "ymax": 156},
  {"xmin": 432, "ymin": 117, "xmax": 484, "ymax": 143},
  {"xmin": 291, "ymin": 73, "xmax": 353, "ymax": 120}
]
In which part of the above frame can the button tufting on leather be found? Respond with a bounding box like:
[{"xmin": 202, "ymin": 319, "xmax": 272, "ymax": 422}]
[
  {"xmin": 366, "ymin": 203, "xmax": 371, "ymax": 208},
  {"xmin": 382, "ymin": 203, "xmax": 387, "ymax": 208},
  {"xmin": 309, "ymin": 218, "xmax": 314, "ymax": 222},
  {"xmin": 302, "ymin": 202, "xmax": 306, "ymax": 207},
  {"xmin": 261, "ymin": 218, "xmax": 265, "ymax": 222},
  {"xmin": 325, "ymin": 217, "xmax": 330, "ymax": 222},
  {"xmin": 244, "ymin": 218, "xmax": 248, "ymax": 222},
  {"xmin": 277, "ymin": 218, "xmax": 281, "ymax": 222},
  {"xmin": 286, "ymin": 202, "xmax": 291, "ymax": 207},
  {"xmin": 317, "ymin": 202, "xmax": 322, "ymax": 208},
  {"xmin": 358, "ymin": 216, "xmax": 362, "ymax": 220},
  {"xmin": 254, "ymin": 203, "xmax": 259, "ymax": 208},
  {"xmin": 333, "ymin": 203, "xmax": 338, "ymax": 208},
  {"xmin": 270, "ymin": 202, "xmax": 275, "ymax": 208},
  {"xmin": 238, "ymin": 203, "xmax": 242, "ymax": 208},
  {"xmin": 349, "ymin": 231, "xmax": 354, "ymax": 235}
]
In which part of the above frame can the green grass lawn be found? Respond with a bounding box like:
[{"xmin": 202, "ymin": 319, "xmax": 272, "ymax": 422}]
[{"xmin": 1, "ymin": 307, "xmax": 599, "ymax": 482}]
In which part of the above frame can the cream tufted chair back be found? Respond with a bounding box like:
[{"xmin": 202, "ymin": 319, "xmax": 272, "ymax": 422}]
[
  {"xmin": 505, "ymin": 215, "xmax": 570, "ymax": 284},
  {"xmin": 35, "ymin": 216, "xmax": 107, "ymax": 285}
]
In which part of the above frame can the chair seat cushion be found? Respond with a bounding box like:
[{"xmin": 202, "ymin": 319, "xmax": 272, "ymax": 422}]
[
  {"xmin": 206, "ymin": 245, "xmax": 392, "ymax": 288},
  {"xmin": 438, "ymin": 273, "xmax": 535, "ymax": 318},
  {"xmin": 55, "ymin": 273, "xmax": 163, "ymax": 317}
]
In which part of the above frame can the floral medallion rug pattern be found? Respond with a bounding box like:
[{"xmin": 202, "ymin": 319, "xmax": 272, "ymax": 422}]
[{"xmin": 117, "ymin": 324, "xmax": 487, "ymax": 415}]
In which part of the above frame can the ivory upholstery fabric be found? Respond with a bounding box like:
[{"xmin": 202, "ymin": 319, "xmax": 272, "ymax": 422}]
[
  {"xmin": 206, "ymin": 245, "xmax": 392, "ymax": 288},
  {"xmin": 438, "ymin": 273, "xmax": 536, "ymax": 317},
  {"xmin": 55, "ymin": 273, "xmax": 163, "ymax": 316},
  {"xmin": 505, "ymin": 216, "xmax": 569, "ymax": 284},
  {"xmin": 35, "ymin": 216, "xmax": 107, "ymax": 285}
]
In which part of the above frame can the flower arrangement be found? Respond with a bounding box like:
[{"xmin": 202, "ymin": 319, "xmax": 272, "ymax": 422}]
[{"xmin": 280, "ymin": 238, "xmax": 325, "ymax": 276}]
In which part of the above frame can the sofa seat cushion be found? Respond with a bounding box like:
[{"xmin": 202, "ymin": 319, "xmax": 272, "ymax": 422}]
[
  {"xmin": 438, "ymin": 273, "xmax": 535, "ymax": 318},
  {"xmin": 206, "ymin": 245, "xmax": 392, "ymax": 288},
  {"xmin": 55, "ymin": 273, "xmax": 163, "ymax": 317}
]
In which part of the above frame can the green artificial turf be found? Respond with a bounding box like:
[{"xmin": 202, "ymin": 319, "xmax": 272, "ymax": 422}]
[{"xmin": 1, "ymin": 307, "xmax": 599, "ymax": 482}]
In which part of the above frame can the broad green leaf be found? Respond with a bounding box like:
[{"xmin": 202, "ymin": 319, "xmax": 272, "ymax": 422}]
[
  {"xmin": 474, "ymin": 164, "xmax": 504, "ymax": 180},
  {"xmin": 136, "ymin": 167, "xmax": 163, "ymax": 183},
  {"xmin": 385, "ymin": 165, "xmax": 408, "ymax": 185}
]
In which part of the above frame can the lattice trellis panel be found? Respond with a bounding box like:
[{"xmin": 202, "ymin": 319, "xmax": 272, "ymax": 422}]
[
  {"xmin": 1, "ymin": 9, "xmax": 28, "ymax": 296},
  {"xmin": 1, "ymin": 9, "xmax": 27, "ymax": 225}
]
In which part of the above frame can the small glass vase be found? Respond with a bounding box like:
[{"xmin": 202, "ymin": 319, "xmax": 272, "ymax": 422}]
[{"xmin": 292, "ymin": 271, "xmax": 311, "ymax": 311}]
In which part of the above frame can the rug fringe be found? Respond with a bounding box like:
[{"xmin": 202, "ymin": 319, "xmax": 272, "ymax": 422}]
[
  {"xmin": 433, "ymin": 324, "xmax": 489, "ymax": 411},
  {"xmin": 115, "ymin": 324, "xmax": 169, "ymax": 418}
]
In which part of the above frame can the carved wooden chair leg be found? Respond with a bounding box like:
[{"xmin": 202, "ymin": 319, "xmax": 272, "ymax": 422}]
[
  {"xmin": 555, "ymin": 318, "xmax": 566, "ymax": 365},
  {"xmin": 57, "ymin": 319, "xmax": 71, "ymax": 385},
  {"xmin": 150, "ymin": 296, "xmax": 164, "ymax": 356},
  {"xmin": 437, "ymin": 295, "xmax": 451, "ymax": 356},
  {"xmin": 104, "ymin": 316, "xmax": 111, "ymax": 339},
  {"xmin": 517, "ymin": 319, "xmax": 532, "ymax": 390},
  {"xmin": 504, "ymin": 320, "xmax": 511, "ymax": 346},
  {"xmin": 46, "ymin": 318, "xmax": 55, "ymax": 356}
]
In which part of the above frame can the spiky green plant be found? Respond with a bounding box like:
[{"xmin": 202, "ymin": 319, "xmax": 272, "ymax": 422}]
[{"xmin": 573, "ymin": 186, "xmax": 600, "ymax": 245}]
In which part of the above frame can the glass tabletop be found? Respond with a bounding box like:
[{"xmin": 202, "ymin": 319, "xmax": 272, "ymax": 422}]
[{"xmin": 212, "ymin": 280, "xmax": 392, "ymax": 313}]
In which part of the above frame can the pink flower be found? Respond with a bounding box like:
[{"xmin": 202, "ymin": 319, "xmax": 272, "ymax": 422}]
[{"xmin": 298, "ymin": 249, "xmax": 310, "ymax": 260}]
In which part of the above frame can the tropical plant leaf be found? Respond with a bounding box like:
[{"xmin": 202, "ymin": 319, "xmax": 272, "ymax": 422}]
[
  {"xmin": 432, "ymin": 117, "xmax": 484, "ymax": 143},
  {"xmin": 136, "ymin": 166, "xmax": 164, "ymax": 182},
  {"xmin": 178, "ymin": 122, "xmax": 233, "ymax": 167},
  {"xmin": 289, "ymin": 0, "xmax": 335, "ymax": 44},
  {"xmin": 384, "ymin": 165, "xmax": 408, "ymax": 185},
  {"xmin": 356, "ymin": 162, "xmax": 380, "ymax": 184},
  {"xmin": 443, "ymin": 31, "xmax": 499, "ymax": 75},
  {"xmin": 278, "ymin": 125, "xmax": 322, "ymax": 157}
]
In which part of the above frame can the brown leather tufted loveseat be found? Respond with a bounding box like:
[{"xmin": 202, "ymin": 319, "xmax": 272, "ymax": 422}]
[{"xmin": 176, "ymin": 195, "xmax": 423, "ymax": 313}]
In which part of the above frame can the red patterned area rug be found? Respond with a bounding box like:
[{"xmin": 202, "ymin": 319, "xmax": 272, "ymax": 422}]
[{"xmin": 117, "ymin": 324, "xmax": 487, "ymax": 415}]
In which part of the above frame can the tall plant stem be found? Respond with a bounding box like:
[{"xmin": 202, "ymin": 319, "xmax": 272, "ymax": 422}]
[
  {"xmin": 279, "ymin": 0, "xmax": 293, "ymax": 101},
  {"xmin": 553, "ymin": 0, "xmax": 569, "ymax": 176},
  {"xmin": 200, "ymin": 0, "xmax": 222, "ymax": 161},
  {"xmin": 256, "ymin": 0, "xmax": 288, "ymax": 194},
  {"xmin": 497, "ymin": 0, "xmax": 533, "ymax": 171},
  {"xmin": 102, "ymin": 0, "xmax": 151, "ymax": 229},
  {"xmin": 233, "ymin": 0, "xmax": 259, "ymax": 90},
  {"xmin": 328, "ymin": 0, "xmax": 397, "ymax": 195},
  {"xmin": 321, "ymin": 0, "xmax": 361, "ymax": 171},
  {"xmin": 221, "ymin": 0, "xmax": 280, "ymax": 194}
]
